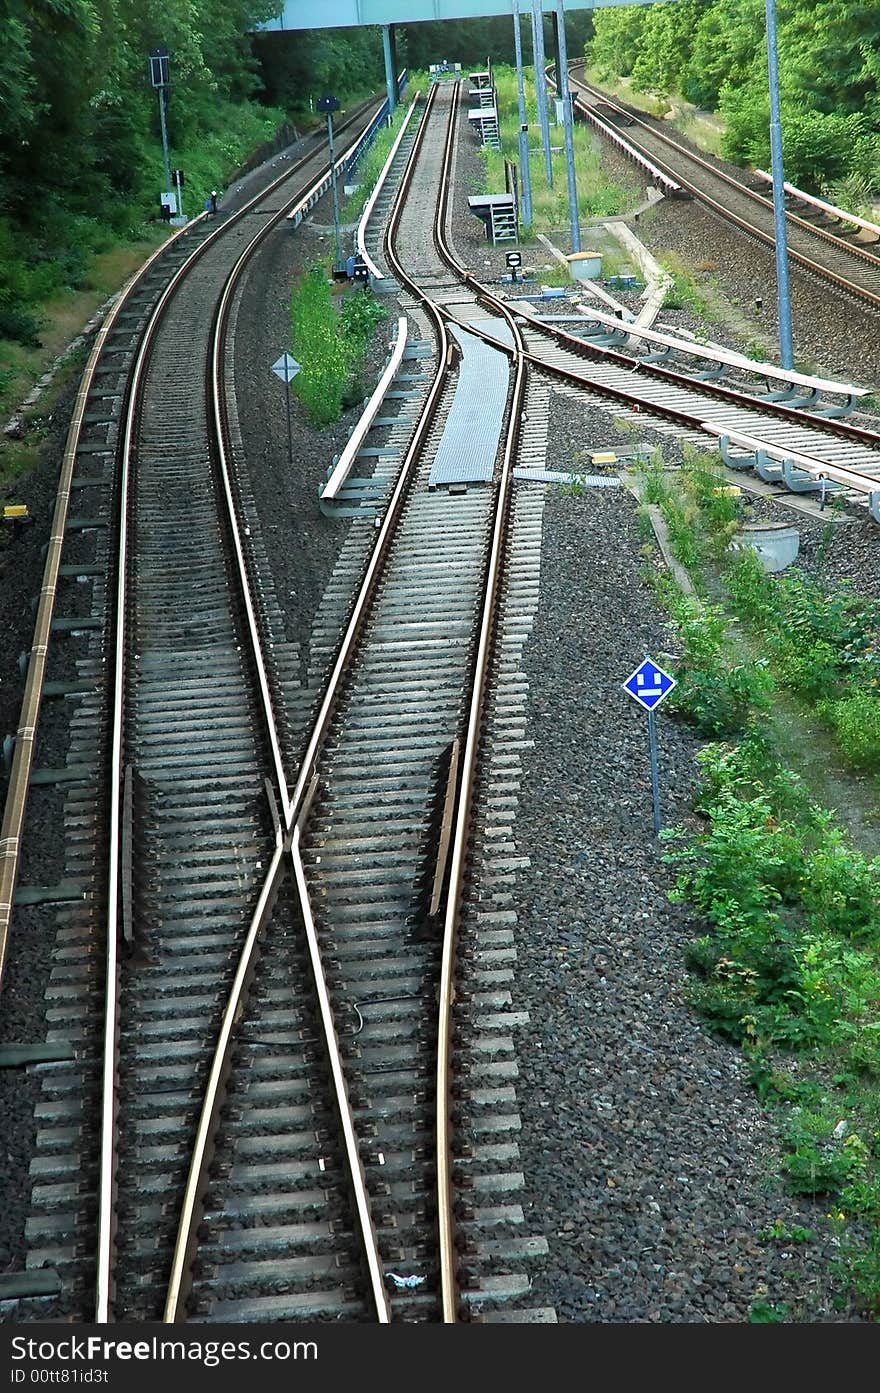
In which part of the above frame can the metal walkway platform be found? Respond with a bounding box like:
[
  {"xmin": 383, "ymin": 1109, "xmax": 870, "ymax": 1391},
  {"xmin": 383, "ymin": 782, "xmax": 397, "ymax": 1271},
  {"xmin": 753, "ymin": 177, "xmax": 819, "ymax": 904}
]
[{"xmin": 428, "ymin": 323, "xmax": 510, "ymax": 487}]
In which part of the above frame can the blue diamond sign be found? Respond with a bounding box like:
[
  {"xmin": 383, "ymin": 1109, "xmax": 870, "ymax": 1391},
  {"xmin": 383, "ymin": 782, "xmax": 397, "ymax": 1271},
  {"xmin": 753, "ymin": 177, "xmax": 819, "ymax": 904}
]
[{"xmin": 623, "ymin": 657, "xmax": 676, "ymax": 712}]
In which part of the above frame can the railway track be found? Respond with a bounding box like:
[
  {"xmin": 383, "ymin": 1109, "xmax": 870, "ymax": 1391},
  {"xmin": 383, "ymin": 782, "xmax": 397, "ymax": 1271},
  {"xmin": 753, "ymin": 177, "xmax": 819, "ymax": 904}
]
[
  {"xmin": 9, "ymin": 54, "xmax": 878, "ymax": 1332},
  {"xmin": 0, "ymin": 94, "xmax": 415, "ymax": 1322},
  {"xmin": 562, "ymin": 61, "xmax": 880, "ymax": 314},
  {"xmin": 3, "ymin": 74, "xmax": 558, "ymax": 1325}
]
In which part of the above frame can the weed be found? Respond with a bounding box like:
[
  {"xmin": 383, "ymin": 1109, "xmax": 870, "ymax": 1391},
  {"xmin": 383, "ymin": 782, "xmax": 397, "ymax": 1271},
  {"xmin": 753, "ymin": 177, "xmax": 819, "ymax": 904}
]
[
  {"xmin": 819, "ymin": 689, "xmax": 880, "ymax": 769},
  {"xmin": 749, "ymin": 1300, "xmax": 790, "ymax": 1322},
  {"xmin": 661, "ymin": 595, "xmax": 773, "ymax": 736},
  {"xmin": 556, "ymin": 473, "xmax": 586, "ymax": 497},
  {"xmin": 658, "ymin": 256, "xmax": 714, "ymax": 318},
  {"xmin": 758, "ymin": 1220, "xmax": 817, "ymax": 1243},
  {"xmin": 288, "ymin": 262, "xmax": 386, "ymax": 427}
]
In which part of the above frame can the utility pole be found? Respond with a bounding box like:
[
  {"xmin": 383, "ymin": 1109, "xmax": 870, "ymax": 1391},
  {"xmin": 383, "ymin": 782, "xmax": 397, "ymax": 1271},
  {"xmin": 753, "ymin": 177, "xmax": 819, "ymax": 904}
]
[
  {"xmin": 530, "ymin": 0, "xmax": 553, "ymax": 188},
  {"xmin": 554, "ymin": 0, "xmax": 580, "ymax": 252},
  {"xmin": 511, "ymin": 0, "xmax": 533, "ymax": 231},
  {"xmin": 765, "ymin": 0, "xmax": 794, "ymax": 368}
]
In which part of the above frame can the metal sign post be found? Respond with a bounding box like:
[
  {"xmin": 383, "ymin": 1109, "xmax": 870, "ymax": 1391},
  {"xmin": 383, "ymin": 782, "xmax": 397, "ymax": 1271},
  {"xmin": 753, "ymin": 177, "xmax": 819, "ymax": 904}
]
[
  {"xmin": 317, "ymin": 94, "xmax": 343, "ymax": 274},
  {"xmin": 271, "ymin": 353, "xmax": 302, "ymax": 469},
  {"xmin": 623, "ymin": 657, "xmax": 676, "ymax": 833},
  {"xmin": 148, "ymin": 49, "xmax": 173, "ymax": 210}
]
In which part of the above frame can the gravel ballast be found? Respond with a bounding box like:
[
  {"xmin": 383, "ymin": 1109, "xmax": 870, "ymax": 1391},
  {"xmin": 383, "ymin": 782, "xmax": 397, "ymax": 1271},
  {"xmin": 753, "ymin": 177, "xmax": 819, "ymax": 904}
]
[{"xmin": 1, "ymin": 89, "xmax": 879, "ymax": 1324}]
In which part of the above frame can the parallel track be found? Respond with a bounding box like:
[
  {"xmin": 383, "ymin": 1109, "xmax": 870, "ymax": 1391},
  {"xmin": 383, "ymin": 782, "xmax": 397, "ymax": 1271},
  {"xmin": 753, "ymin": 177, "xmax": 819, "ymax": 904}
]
[{"xmin": 563, "ymin": 61, "xmax": 880, "ymax": 313}]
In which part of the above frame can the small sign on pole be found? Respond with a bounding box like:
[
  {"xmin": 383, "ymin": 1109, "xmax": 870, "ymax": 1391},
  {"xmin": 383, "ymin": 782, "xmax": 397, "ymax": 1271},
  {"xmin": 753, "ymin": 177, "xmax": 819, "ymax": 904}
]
[
  {"xmin": 148, "ymin": 49, "xmax": 169, "ymax": 88},
  {"xmin": 272, "ymin": 353, "xmax": 301, "ymax": 384},
  {"xmin": 623, "ymin": 656, "xmax": 676, "ymax": 833},
  {"xmin": 271, "ymin": 354, "xmax": 301, "ymax": 471}
]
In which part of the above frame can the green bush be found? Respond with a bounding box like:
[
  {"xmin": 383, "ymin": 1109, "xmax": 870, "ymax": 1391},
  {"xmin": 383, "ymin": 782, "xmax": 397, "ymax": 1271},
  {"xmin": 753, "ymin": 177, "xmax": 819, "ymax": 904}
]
[
  {"xmin": 665, "ymin": 595, "xmax": 772, "ymax": 736},
  {"xmin": 800, "ymin": 819, "xmax": 880, "ymax": 939},
  {"xmin": 289, "ymin": 264, "xmax": 387, "ymax": 427},
  {"xmin": 773, "ymin": 637, "xmax": 844, "ymax": 700},
  {"xmin": 818, "ymin": 688, "xmax": 880, "ymax": 769}
]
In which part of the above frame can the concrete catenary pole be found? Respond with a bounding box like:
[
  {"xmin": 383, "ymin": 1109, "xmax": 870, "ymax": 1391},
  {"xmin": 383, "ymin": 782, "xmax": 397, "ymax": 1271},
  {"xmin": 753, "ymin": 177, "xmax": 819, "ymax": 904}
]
[
  {"xmin": 765, "ymin": 0, "xmax": 793, "ymax": 368},
  {"xmin": 382, "ymin": 25, "xmax": 397, "ymax": 118}
]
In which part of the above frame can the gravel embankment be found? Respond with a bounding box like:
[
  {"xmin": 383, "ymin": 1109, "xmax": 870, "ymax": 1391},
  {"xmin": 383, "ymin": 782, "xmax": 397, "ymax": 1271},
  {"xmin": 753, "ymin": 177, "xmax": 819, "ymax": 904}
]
[
  {"xmin": 450, "ymin": 102, "xmax": 876, "ymax": 1321},
  {"xmin": 1, "ymin": 89, "xmax": 878, "ymax": 1323},
  {"xmin": 508, "ymin": 403, "xmax": 865, "ymax": 1322}
]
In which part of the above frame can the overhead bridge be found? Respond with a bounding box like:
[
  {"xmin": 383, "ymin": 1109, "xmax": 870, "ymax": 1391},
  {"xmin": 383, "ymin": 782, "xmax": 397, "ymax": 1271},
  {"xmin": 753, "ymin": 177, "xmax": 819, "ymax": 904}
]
[
  {"xmin": 260, "ymin": 1, "xmax": 671, "ymax": 128},
  {"xmin": 262, "ymin": 0, "xmax": 663, "ymax": 29}
]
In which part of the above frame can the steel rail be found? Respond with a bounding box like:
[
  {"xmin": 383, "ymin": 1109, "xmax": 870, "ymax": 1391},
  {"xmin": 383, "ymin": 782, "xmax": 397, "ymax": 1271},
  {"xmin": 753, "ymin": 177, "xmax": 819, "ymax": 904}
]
[
  {"xmin": 281, "ymin": 81, "xmax": 448, "ymax": 829},
  {"xmin": 163, "ymin": 804, "xmax": 286, "ymax": 1322},
  {"xmin": 161, "ymin": 137, "xmax": 425, "ymax": 1319},
  {"xmin": 357, "ymin": 94, "xmax": 422, "ymax": 280},
  {"xmin": 0, "ymin": 222, "xmax": 196, "ymax": 997},
  {"xmin": 94, "ymin": 99, "xmax": 397, "ymax": 1322},
  {"xmin": 96, "ymin": 231, "xmax": 189, "ymax": 1326},
  {"xmin": 752, "ymin": 170, "xmax": 880, "ymax": 240},
  {"xmin": 0, "ymin": 96, "xmax": 391, "ymax": 1010},
  {"xmin": 566, "ymin": 61, "xmax": 880, "ymax": 275},
  {"xmin": 385, "ymin": 82, "xmax": 531, "ymax": 1324},
  {"xmin": 162, "ymin": 80, "xmax": 449, "ymax": 1325},
  {"xmin": 290, "ymin": 778, "xmax": 392, "ymax": 1322},
  {"xmin": 507, "ymin": 309, "xmax": 880, "ymax": 450},
  {"xmin": 562, "ymin": 65, "xmax": 880, "ymax": 310}
]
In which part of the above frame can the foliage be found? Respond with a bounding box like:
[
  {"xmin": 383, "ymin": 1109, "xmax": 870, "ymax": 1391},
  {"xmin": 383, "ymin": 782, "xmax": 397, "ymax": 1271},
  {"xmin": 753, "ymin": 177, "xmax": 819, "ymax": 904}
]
[
  {"xmin": 0, "ymin": 0, "xmax": 292, "ymax": 351},
  {"xmin": 397, "ymin": 14, "xmax": 594, "ymax": 76},
  {"xmin": 725, "ymin": 549, "xmax": 880, "ymax": 770},
  {"xmin": 253, "ymin": 25, "xmax": 385, "ymax": 113},
  {"xmin": 642, "ymin": 439, "xmax": 880, "ymax": 1311},
  {"xmin": 818, "ymin": 689, "xmax": 880, "ymax": 768},
  {"xmin": 662, "ymin": 732, "xmax": 880, "ymax": 1309},
  {"xmin": 586, "ymin": 0, "xmax": 880, "ymax": 195},
  {"xmin": 662, "ymin": 591, "xmax": 773, "ymax": 736},
  {"xmin": 480, "ymin": 66, "xmax": 635, "ymax": 240},
  {"xmin": 289, "ymin": 262, "xmax": 386, "ymax": 426},
  {"xmin": 660, "ymin": 262, "xmax": 713, "ymax": 318},
  {"xmin": 749, "ymin": 1301, "xmax": 790, "ymax": 1322}
]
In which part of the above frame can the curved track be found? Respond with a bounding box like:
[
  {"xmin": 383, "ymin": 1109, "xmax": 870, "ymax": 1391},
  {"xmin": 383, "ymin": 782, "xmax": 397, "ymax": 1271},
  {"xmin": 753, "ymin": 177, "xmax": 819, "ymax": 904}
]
[{"xmin": 563, "ymin": 62, "xmax": 880, "ymax": 313}]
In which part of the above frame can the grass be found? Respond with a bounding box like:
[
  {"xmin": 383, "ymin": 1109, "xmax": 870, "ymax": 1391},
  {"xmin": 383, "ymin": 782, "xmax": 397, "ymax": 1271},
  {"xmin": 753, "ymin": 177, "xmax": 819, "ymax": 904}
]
[
  {"xmin": 580, "ymin": 64, "xmax": 727, "ymax": 160},
  {"xmin": 479, "ymin": 65, "xmax": 640, "ymax": 243},
  {"xmin": 341, "ymin": 100, "xmax": 414, "ymax": 223},
  {"xmin": 0, "ymin": 233, "xmax": 168, "ymax": 433},
  {"xmin": 635, "ymin": 446, "xmax": 880, "ymax": 1316}
]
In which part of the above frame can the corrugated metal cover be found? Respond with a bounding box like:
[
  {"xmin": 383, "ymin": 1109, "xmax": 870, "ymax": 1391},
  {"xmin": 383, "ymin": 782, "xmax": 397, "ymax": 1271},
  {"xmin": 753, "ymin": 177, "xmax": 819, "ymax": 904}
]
[
  {"xmin": 428, "ymin": 325, "xmax": 509, "ymax": 486},
  {"xmin": 466, "ymin": 316, "xmax": 515, "ymax": 350}
]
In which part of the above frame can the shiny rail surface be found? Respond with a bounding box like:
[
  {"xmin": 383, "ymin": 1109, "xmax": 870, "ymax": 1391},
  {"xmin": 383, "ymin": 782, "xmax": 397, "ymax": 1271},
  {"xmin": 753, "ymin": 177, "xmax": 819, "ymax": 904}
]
[{"xmin": 1, "ymin": 97, "xmax": 395, "ymax": 1323}]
